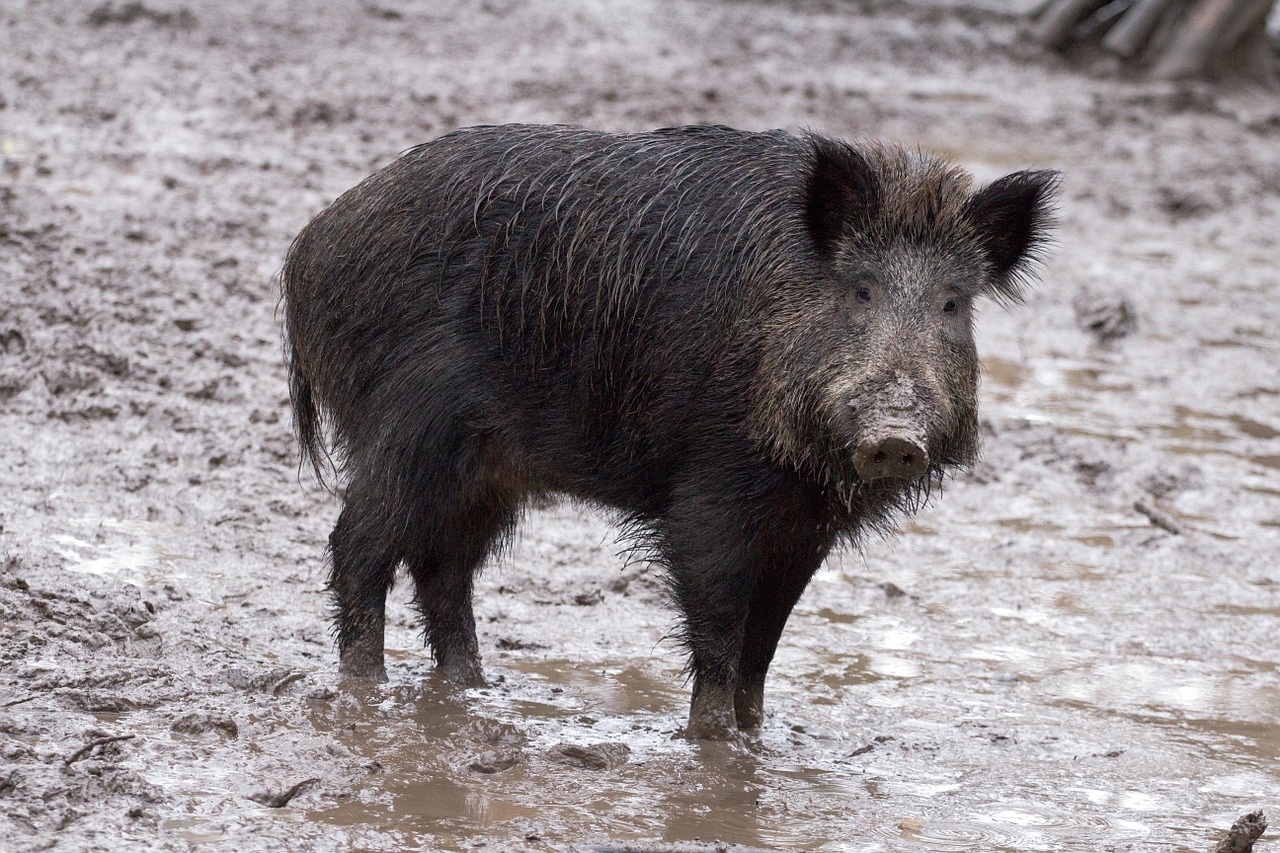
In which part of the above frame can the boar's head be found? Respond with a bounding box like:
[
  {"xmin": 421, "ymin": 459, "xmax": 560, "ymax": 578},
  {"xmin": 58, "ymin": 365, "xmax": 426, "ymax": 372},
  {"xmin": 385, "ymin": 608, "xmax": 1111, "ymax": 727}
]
[{"xmin": 751, "ymin": 137, "xmax": 1059, "ymax": 528}]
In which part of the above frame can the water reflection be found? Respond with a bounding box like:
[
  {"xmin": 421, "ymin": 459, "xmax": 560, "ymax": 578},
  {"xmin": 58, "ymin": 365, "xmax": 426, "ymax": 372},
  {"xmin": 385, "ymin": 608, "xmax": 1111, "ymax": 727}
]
[
  {"xmin": 303, "ymin": 667, "xmax": 850, "ymax": 850},
  {"xmin": 52, "ymin": 516, "xmax": 192, "ymax": 581}
]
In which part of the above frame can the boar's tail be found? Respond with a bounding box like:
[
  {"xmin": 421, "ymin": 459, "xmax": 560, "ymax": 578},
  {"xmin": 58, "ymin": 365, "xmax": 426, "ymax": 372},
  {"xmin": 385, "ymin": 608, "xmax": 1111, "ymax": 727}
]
[
  {"xmin": 280, "ymin": 210, "xmax": 337, "ymax": 490},
  {"xmin": 281, "ymin": 258, "xmax": 335, "ymax": 489},
  {"xmin": 287, "ymin": 346, "xmax": 330, "ymax": 486}
]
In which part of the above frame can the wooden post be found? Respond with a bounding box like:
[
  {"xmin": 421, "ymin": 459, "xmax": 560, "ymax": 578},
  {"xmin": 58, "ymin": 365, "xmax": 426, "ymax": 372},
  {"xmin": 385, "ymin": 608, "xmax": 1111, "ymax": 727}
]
[
  {"xmin": 1102, "ymin": 0, "xmax": 1182, "ymax": 57},
  {"xmin": 1221, "ymin": 0, "xmax": 1275, "ymax": 48},
  {"xmin": 1033, "ymin": 0, "xmax": 1113, "ymax": 49},
  {"xmin": 1153, "ymin": 0, "xmax": 1268, "ymax": 78}
]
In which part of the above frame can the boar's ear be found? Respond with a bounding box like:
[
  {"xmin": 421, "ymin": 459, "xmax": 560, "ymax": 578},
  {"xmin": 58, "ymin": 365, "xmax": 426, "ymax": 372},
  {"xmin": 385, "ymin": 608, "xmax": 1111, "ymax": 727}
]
[
  {"xmin": 968, "ymin": 169, "xmax": 1061, "ymax": 302},
  {"xmin": 804, "ymin": 138, "xmax": 880, "ymax": 257}
]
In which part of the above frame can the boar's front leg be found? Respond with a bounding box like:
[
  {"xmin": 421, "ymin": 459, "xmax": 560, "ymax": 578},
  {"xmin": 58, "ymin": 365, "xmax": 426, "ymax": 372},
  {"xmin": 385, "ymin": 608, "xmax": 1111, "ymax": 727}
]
[
  {"xmin": 734, "ymin": 527, "xmax": 831, "ymax": 731},
  {"xmin": 663, "ymin": 469, "xmax": 780, "ymax": 739},
  {"xmin": 663, "ymin": 489, "xmax": 750, "ymax": 737},
  {"xmin": 665, "ymin": 465, "xmax": 835, "ymax": 737}
]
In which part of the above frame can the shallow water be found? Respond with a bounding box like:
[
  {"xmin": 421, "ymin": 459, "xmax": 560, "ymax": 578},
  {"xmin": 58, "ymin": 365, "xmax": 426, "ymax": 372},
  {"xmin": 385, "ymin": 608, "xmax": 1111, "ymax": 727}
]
[
  {"xmin": 253, "ymin": 292, "xmax": 1280, "ymax": 851},
  {"xmin": 19, "ymin": 297, "xmax": 1277, "ymax": 852}
]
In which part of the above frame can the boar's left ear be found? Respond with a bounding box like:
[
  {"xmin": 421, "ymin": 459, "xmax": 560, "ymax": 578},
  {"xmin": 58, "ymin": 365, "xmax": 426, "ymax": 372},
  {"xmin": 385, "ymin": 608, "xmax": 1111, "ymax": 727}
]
[
  {"xmin": 968, "ymin": 170, "xmax": 1061, "ymax": 302},
  {"xmin": 804, "ymin": 137, "xmax": 881, "ymax": 258}
]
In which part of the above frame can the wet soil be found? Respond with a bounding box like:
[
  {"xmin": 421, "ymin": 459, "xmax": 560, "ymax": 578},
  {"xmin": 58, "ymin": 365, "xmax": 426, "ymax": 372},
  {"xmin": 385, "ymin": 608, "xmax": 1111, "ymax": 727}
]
[{"xmin": 2, "ymin": 1, "xmax": 1279, "ymax": 851}]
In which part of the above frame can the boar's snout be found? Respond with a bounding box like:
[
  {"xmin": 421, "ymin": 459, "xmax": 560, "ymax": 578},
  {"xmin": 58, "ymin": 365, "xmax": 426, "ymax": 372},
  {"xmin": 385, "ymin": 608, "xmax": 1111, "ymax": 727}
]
[
  {"xmin": 848, "ymin": 373, "xmax": 935, "ymax": 482},
  {"xmin": 853, "ymin": 434, "xmax": 929, "ymax": 482}
]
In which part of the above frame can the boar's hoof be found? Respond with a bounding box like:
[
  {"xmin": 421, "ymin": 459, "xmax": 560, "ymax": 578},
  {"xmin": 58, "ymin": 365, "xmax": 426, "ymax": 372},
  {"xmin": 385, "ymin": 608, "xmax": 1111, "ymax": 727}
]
[
  {"xmin": 686, "ymin": 684, "xmax": 738, "ymax": 739},
  {"xmin": 338, "ymin": 658, "xmax": 388, "ymax": 683},
  {"xmin": 339, "ymin": 639, "xmax": 389, "ymax": 682},
  {"xmin": 854, "ymin": 436, "xmax": 928, "ymax": 482},
  {"xmin": 438, "ymin": 657, "xmax": 487, "ymax": 688},
  {"xmin": 734, "ymin": 679, "xmax": 765, "ymax": 731}
]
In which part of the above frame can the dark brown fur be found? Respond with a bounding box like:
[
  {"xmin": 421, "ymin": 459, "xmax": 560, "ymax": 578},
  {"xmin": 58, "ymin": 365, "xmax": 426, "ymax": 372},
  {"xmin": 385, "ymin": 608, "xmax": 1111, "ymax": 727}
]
[{"xmin": 281, "ymin": 124, "xmax": 1058, "ymax": 737}]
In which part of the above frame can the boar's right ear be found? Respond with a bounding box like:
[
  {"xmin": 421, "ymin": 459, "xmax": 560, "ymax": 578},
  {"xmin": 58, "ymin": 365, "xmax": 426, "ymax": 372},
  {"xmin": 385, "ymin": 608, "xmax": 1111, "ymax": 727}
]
[
  {"xmin": 968, "ymin": 169, "xmax": 1061, "ymax": 302},
  {"xmin": 804, "ymin": 138, "xmax": 880, "ymax": 257}
]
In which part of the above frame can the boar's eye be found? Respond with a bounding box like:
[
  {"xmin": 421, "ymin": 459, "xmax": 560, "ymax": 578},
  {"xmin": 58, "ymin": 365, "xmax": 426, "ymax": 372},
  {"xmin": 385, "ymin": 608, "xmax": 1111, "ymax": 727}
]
[
  {"xmin": 943, "ymin": 298, "xmax": 958, "ymax": 314},
  {"xmin": 856, "ymin": 286, "xmax": 872, "ymax": 304}
]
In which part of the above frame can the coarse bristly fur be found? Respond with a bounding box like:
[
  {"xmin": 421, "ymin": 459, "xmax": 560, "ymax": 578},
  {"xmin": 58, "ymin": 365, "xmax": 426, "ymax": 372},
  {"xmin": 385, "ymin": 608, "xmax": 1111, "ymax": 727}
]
[{"xmin": 280, "ymin": 123, "xmax": 1059, "ymax": 737}]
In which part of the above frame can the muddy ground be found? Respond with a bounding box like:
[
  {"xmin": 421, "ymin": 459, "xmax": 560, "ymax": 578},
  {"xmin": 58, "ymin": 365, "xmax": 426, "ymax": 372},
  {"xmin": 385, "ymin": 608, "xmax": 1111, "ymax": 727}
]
[{"xmin": 2, "ymin": 1, "xmax": 1279, "ymax": 851}]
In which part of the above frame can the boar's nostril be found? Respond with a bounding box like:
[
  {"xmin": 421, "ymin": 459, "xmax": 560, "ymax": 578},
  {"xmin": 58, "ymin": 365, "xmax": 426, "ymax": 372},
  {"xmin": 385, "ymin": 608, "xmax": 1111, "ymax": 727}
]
[{"xmin": 854, "ymin": 436, "xmax": 929, "ymax": 482}]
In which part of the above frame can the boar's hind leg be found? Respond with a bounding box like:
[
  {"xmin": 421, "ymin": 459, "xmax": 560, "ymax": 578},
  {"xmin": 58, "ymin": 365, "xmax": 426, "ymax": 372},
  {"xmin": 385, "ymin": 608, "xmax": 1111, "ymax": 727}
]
[
  {"xmin": 405, "ymin": 492, "xmax": 516, "ymax": 687},
  {"xmin": 734, "ymin": 534, "xmax": 829, "ymax": 731},
  {"xmin": 329, "ymin": 488, "xmax": 399, "ymax": 682}
]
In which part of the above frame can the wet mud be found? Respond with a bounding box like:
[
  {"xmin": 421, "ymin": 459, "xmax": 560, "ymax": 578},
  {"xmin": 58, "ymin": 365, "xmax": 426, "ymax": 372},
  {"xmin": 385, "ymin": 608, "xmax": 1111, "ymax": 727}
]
[{"xmin": 2, "ymin": 1, "xmax": 1279, "ymax": 850}]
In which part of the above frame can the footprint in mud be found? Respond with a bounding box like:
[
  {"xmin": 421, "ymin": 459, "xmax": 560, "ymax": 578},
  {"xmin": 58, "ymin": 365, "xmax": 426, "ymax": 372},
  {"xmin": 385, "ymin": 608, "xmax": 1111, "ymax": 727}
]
[
  {"xmin": 171, "ymin": 711, "xmax": 239, "ymax": 739},
  {"xmin": 467, "ymin": 749, "xmax": 523, "ymax": 774},
  {"xmin": 546, "ymin": 741, "xmax": 631, "ymax": 770}
]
